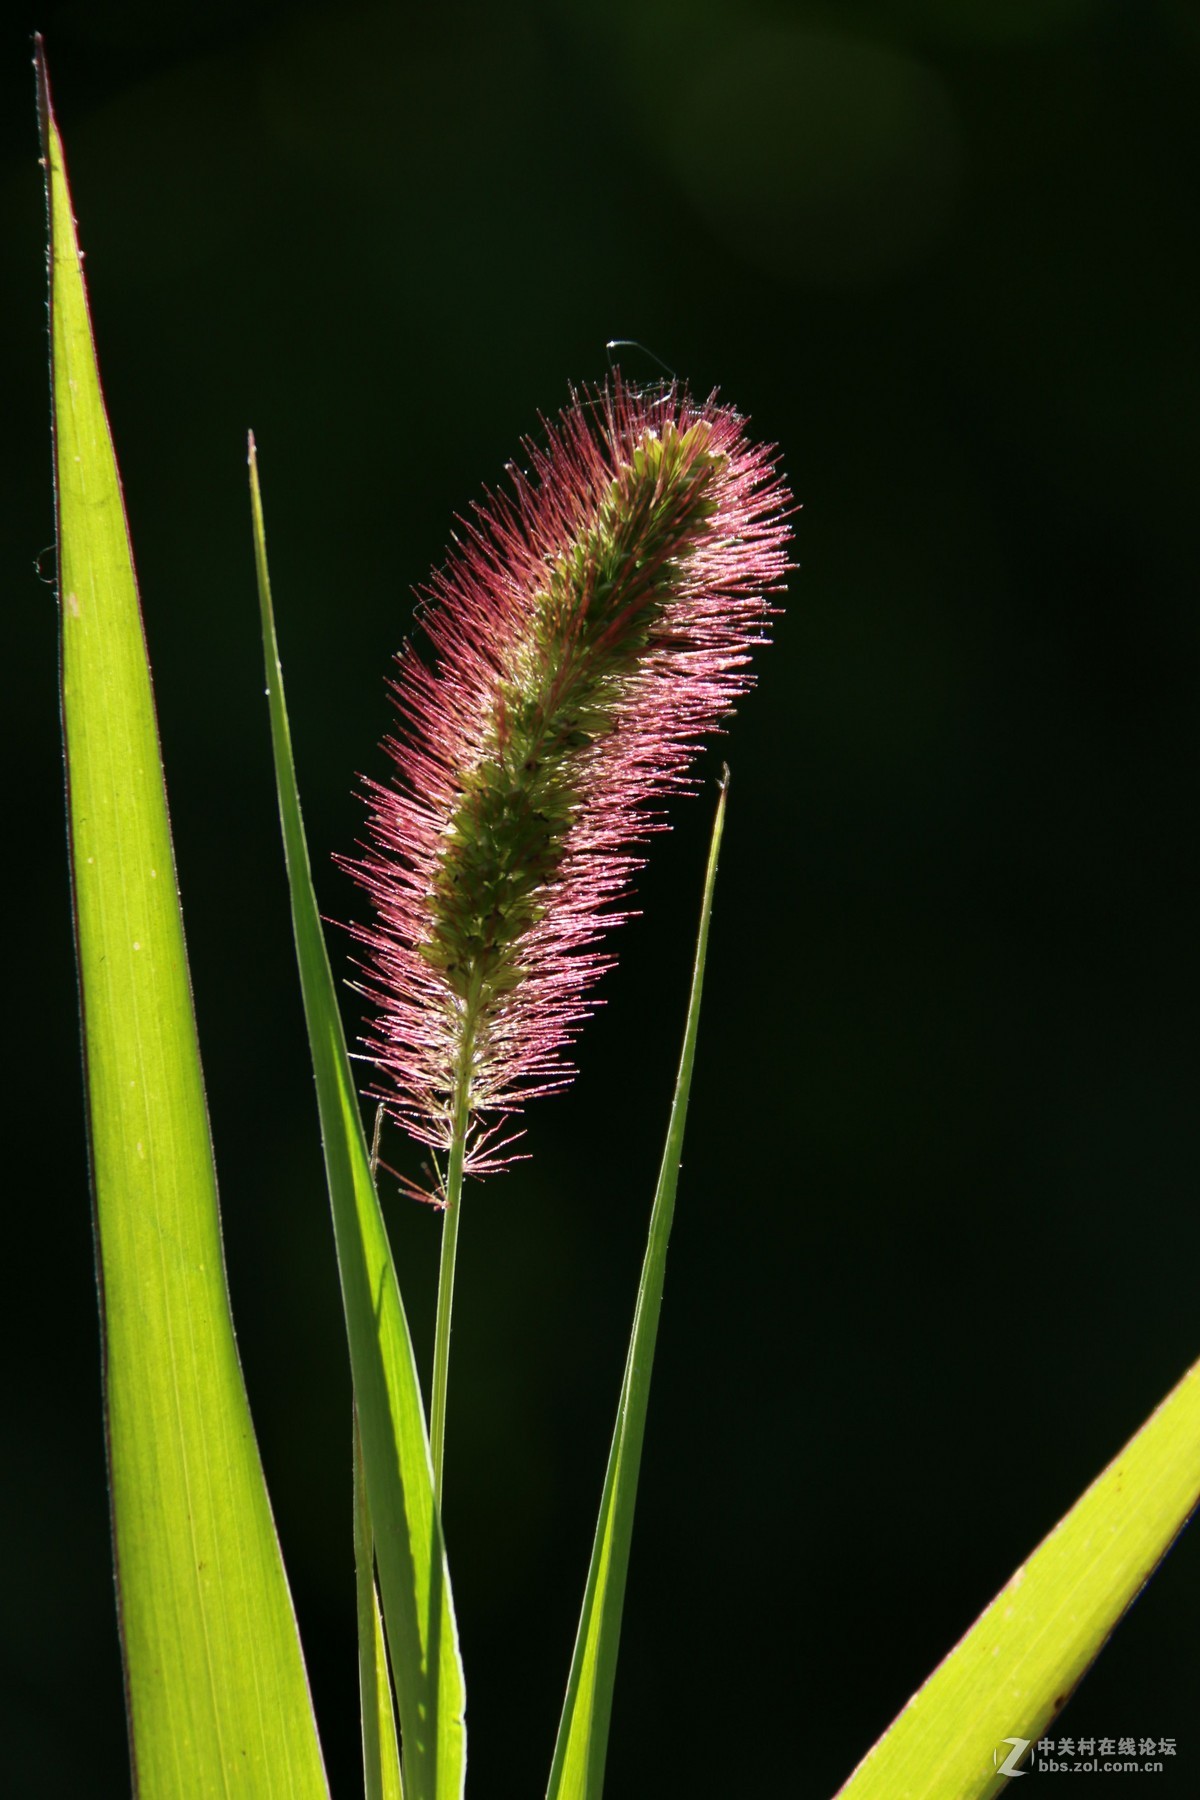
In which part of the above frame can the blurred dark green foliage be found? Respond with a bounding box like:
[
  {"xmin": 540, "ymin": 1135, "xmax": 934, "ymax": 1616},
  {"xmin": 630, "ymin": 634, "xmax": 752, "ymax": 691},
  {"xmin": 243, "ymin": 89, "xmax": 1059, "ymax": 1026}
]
[{"xmin": 4, "ymin": 1, "xmax": 1199, "ymax": 1793}]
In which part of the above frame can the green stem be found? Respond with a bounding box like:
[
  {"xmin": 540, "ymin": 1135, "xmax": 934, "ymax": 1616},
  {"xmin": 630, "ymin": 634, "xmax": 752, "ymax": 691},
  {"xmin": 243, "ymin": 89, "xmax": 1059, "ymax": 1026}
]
[{"xmin": 429, "ymin": 1065, "xmax": 470, "ymax": 1504}]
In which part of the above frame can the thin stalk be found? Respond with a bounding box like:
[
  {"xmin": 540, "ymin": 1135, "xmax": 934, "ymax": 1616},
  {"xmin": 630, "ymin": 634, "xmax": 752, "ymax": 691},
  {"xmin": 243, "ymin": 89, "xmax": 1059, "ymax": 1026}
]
[{"xmin": 429, "ymin": 1052, "xmax": 472, "ymax": 1503}]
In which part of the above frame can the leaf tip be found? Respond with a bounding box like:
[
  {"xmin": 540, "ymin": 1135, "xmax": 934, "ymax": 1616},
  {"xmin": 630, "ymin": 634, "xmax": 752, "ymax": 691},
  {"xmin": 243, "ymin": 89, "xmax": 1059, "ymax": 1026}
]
[{"xmin": 34, "ymin": 33, "xmax": 54, "ymax": 162}]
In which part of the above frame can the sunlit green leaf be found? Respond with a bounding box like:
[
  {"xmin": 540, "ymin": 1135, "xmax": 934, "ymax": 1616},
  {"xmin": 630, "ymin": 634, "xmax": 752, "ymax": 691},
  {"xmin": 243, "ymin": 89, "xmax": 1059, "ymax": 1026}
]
[
  {"xmin": 546, "ymin": 774, "xmax": 729, "ymax": 1800},
  {"xmin": 41, "ymin": 44, "xmax": 328, "ymax": 1799},
  {"xmin": 249, "ymin": 441, "xmax": 466, "ymax": 1800},
  {"xmin": 355, "ymin": 1412, "xmax": 405, "ymax": 1800},
  {"xmin": 835, "ymin": 1356, "xmax": 1200, "ymax": 1798}
]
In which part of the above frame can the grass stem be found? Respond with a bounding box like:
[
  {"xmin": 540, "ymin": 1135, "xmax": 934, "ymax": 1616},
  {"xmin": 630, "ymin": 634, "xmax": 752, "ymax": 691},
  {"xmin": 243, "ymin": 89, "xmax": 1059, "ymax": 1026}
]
[{"xmin": 429, "ymin": 1077, "xmax": 469, "ymax": 1504}]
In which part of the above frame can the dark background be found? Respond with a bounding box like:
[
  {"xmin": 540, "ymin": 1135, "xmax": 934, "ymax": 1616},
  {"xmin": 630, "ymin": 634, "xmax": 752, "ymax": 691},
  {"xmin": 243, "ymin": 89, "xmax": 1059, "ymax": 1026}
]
[{"xmin": 4, "ymin": 1, "xmax": 1200, "ymax": 1794}]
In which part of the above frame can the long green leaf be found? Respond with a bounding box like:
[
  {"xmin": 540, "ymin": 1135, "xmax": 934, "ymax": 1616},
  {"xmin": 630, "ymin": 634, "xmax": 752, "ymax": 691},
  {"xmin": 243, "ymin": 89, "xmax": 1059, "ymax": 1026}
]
[
  {"xmin": 248, "ymin": 440, "xmax": 466, "ymax": 1800},
  {"xmin": 835, "ymin": 1354, "xmax": 1200, "ymax": 1797},
  {"xmin": 355, "ymin": 1412, "xmax": 405, "ymax": 1800},
  {"xmin": 40, "ymin": 45, "xmax": 328, "ymax": 1799},
  {"xmin": 546, "ymin": 771, "xmax": 729, "ymax": 1800}
]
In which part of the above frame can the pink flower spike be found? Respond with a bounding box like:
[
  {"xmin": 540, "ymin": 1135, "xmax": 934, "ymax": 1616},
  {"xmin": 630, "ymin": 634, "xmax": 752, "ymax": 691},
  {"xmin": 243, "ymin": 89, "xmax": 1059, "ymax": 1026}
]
[{"xmin": 343, "ymin": 373, "xmax": 794, "ymax": 1178}]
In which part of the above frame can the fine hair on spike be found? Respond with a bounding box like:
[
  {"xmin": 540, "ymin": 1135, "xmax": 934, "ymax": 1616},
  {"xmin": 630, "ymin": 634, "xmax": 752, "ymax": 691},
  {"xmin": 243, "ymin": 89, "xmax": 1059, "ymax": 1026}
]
[{"xmin": 342, "ymin": 370, "xmax": 794, "ymax": 1180}]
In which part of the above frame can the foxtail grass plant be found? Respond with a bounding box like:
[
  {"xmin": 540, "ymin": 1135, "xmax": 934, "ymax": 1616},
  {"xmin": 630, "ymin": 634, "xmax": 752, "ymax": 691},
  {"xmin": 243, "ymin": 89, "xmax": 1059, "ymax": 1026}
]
[
  {"xmin": 42, "ymin": 39, "xmax": 1200, "ymax": 1800},
  {"xmin": 343, "ymin": 378, "xmax": 790, "ymax": 1498}
]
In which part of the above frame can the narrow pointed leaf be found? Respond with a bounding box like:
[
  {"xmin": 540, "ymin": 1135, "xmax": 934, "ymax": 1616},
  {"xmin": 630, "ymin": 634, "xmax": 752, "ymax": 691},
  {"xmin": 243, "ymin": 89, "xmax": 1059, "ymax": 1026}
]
[
  {"xmin": 40, "ymin": 47, "xmax": 328, "ymax": 1799},
  {"xmin": 546, "ymin": 774, "xmax": 729, "ymax": 1800},
  {"xmin": 835, "ymin": 1355, "xmax": 1200, "ymax": 1798},
  {"xmin": 249, "ymin": 442, "xmax": 466, "ymax": 1800},
  {"xmin": 355, "ymin": 1413, "xmax": 405, "ymax": 1800}
]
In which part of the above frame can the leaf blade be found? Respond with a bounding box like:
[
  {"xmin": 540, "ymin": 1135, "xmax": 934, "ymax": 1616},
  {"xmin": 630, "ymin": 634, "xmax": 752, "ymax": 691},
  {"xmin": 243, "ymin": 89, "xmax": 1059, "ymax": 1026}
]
[
  {"xmin": 835, "ymin": 1356, "xmax": 1200, "ymax": 1798},
  {"xmin": 355, "ymin": 1413, "xmax": 406, "ymax": 1800},
  {"xmin": 41, "ymin": 46, "xmax": 328, "ymax": 1799},
  {"xmin": 546, "ymin": 773, "xmax": 730, "ymax": 1800},
  {"xmin": 248, "ymin": 441, "xmax": 466, "ymax": 1800}
]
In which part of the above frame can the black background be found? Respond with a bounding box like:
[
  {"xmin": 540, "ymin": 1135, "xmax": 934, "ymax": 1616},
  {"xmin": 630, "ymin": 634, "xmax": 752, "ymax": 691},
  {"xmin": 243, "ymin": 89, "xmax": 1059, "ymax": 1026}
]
[{"xmin": 4, "ymin": 1, "xmax": 1200, "ymax": 1795}]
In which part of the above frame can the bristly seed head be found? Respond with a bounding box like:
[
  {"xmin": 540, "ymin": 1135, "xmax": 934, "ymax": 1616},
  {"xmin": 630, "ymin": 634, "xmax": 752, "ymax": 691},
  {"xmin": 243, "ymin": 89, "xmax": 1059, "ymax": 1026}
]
[{"xmin": 344, "ymin": 374, "xmax": 793, "ymax": 1177}]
